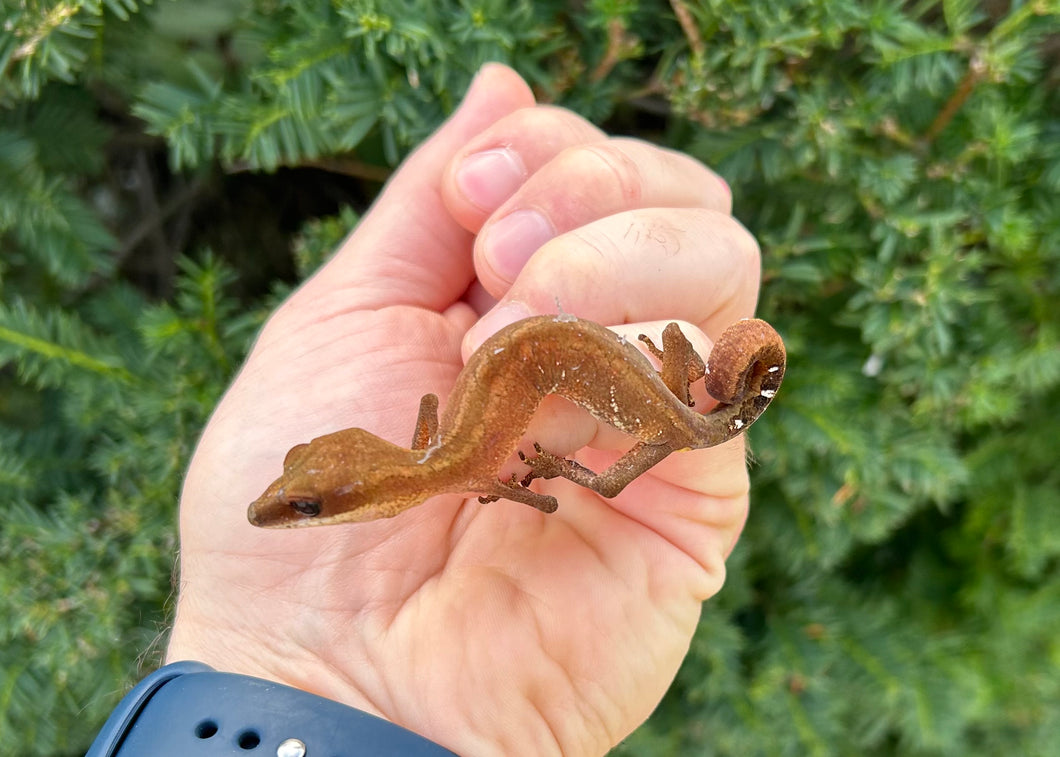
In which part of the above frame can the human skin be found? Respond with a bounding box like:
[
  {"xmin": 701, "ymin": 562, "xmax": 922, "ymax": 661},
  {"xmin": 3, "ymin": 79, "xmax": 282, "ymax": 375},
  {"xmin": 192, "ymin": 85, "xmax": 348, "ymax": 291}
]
[{"xmin": 168, "ymin": 64, "xmax": 762, "ymax": 756}]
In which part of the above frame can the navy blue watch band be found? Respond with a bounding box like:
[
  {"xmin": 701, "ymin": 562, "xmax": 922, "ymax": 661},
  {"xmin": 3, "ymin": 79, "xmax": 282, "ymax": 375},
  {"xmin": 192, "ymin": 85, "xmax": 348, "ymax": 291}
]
[{"xmin": 86, "ymin": 661, "xmax": 458, "ymax": 756}]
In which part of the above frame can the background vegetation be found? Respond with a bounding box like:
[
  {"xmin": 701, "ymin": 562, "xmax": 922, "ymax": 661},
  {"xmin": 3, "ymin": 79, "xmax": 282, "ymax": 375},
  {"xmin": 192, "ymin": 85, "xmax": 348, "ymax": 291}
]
[{"xmin": 2, "ymin": 0, "xmax": 1058, "ymax": 753}]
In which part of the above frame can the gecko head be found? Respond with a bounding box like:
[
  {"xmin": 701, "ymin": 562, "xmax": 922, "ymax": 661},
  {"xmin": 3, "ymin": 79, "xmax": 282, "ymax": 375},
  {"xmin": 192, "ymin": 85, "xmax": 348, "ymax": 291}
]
[{"xmin": 247, "ymin": 428, "xmax": 419, "ymax": 528}]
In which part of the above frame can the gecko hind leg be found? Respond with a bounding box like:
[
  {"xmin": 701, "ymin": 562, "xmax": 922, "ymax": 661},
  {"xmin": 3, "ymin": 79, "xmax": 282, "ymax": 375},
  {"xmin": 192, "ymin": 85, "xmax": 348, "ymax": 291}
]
[
  {"xmin": 410, "ymin": 393, "xmax": 439, "ymax": 450},
  {"xmin": 638, "ymin": 323, "xmax": 706, "ymax": 407},
  {"xmin": 519, "ymin": 441, "xmax": 673, "ymax": 499}
]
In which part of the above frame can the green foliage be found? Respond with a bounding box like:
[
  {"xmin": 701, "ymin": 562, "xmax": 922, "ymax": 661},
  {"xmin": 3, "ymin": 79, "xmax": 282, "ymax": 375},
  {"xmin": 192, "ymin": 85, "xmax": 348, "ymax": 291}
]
[
  {"xmin": 2, "ymin": 0, "xmax": 1059, "ymax": 754},
  {"xmin": 0, "ymin": 255, "xmax": 264, "ymax": 751},
  {"xmin": 132, "ymin": 0, "xmax": 557, "ymax": 168}
]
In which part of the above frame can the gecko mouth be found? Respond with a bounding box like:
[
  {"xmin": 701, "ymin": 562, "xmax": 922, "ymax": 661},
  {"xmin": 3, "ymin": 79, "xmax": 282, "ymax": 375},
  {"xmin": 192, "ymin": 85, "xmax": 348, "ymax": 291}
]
[
  {"xmin": 246, "ymin": 495, "xmax": 282, "ymax": 526},
  {"xmin": 247, "ymin": 441, "xmax": 319, "ymax": 527},
  {"xmin": 247, "ymin": 488, "xmax": 325, "ymax": 527}
]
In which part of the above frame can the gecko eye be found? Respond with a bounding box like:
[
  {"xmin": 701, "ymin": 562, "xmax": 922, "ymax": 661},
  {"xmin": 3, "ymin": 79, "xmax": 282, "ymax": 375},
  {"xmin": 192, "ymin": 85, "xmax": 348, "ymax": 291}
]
[{"xmin": 288, "ymin": 498, "xmax": 322, "ymax": 517}]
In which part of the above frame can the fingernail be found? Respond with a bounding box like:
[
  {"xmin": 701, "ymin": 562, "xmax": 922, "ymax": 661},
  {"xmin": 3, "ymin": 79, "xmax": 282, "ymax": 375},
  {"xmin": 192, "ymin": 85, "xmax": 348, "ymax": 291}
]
[
  {"xmin": 456, "ymin": 148, "xmax": 527, "ymax": 212},
  {"xmin": 481, "ymin": 209, "xmax": 555, "ymax": 282}
]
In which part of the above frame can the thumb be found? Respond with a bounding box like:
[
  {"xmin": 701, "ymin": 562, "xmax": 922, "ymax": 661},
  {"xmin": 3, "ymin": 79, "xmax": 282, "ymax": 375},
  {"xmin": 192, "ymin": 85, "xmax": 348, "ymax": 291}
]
[{"xmin": 303, "ymin": 64, "xmax": 536, "ymax": 311}]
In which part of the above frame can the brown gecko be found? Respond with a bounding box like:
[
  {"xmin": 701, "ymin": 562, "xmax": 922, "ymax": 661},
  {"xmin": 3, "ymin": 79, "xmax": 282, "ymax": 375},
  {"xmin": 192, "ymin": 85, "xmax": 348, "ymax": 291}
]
[{"xmin": 247, "ymin": 315, "xmax": 785, "ymax": 527}]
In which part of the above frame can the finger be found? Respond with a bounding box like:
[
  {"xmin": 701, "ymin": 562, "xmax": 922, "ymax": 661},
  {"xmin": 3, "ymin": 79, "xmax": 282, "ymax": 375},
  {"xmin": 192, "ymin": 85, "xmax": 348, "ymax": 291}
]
[
  {"xmin": 293, "ymin": 64, "xmax": 536, "ymax": 314},
  {"xmin": 442, "ymin": 105, "xmax": 608, "ymax": 229},
  {"xmin": 464, "ymin": 206, "xmax": 761, "ymax": 355},
  {"xmin": 473, "ymin": 139, "xmax": 732, "ymax": 290}
]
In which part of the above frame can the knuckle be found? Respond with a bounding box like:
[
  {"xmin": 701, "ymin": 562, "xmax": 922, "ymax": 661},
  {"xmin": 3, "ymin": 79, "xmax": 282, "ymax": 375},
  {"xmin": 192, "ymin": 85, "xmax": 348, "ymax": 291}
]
[
  {"xmin": 475, "ymin": 105, "xmax": 602, "ymax": 159},
  {"xmin": 504, "ymin": 105, "xmax": 577, "ymax": 140},
  {"xmin": 560, "ymin": 141, "xmax": 645, "ymax": 204}
]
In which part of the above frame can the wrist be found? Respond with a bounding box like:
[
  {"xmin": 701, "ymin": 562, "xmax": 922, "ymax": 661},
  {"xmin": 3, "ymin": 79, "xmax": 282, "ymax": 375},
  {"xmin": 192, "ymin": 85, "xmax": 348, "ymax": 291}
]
[
  {"xmin": 166, "ymin": 578, "xmax": 590, "ymax": 755},
  {"xmin": 166, "ymin": 619, "xmax": 572, "ymax": 757},
  {"xmin": 166, "ymin": 613, "xmax": 376, "ymax": 715},
  {"xmin": 166, "ymin": 617, "xmax": 494, "ymax": 755}
]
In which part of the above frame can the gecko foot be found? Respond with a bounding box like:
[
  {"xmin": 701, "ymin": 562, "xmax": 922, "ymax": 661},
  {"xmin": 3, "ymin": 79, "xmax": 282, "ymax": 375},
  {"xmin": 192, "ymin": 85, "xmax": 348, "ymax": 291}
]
[
  {"xmin": 478, "ymin": 473, "xmax": 526, "ymax": 504},
  {"xmin": 519, "ymin": 442, "xmax": 595, "ymax": 482},
  {"xmin": 478, "ymin": 469, "xmax": 558, "ymax": 513}
]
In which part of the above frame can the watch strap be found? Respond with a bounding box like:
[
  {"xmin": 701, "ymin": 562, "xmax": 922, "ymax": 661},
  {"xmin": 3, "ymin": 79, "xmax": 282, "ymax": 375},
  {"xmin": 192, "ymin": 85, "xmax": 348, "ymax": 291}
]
[{"xmin": 87, "ymin": 661, "xmax": 457, "ymax": 756}]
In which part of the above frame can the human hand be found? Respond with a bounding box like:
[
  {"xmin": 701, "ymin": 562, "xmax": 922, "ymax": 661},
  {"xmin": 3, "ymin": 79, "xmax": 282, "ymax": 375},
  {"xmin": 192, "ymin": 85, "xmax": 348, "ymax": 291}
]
[{"xmin": 169, "ymin": 64, "xmax": 761, "ymax": 755}]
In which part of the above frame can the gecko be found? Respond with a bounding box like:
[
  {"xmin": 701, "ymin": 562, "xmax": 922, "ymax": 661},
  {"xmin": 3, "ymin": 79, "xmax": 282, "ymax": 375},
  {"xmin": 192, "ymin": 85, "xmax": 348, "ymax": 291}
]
[{"xmin": 247, "ymin": 315, "xmax": 786, "ymax": 528}]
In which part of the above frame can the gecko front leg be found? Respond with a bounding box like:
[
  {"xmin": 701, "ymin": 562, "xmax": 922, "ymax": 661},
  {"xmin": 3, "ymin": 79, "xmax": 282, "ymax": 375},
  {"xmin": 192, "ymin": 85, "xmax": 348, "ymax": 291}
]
[
  {"xmin": 410, "ymin": 393, "xmax": 440, "ymax": 450},
  {"xmin": 477, "ymin": 472, "xmax": 559, "ymax": 513}
]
